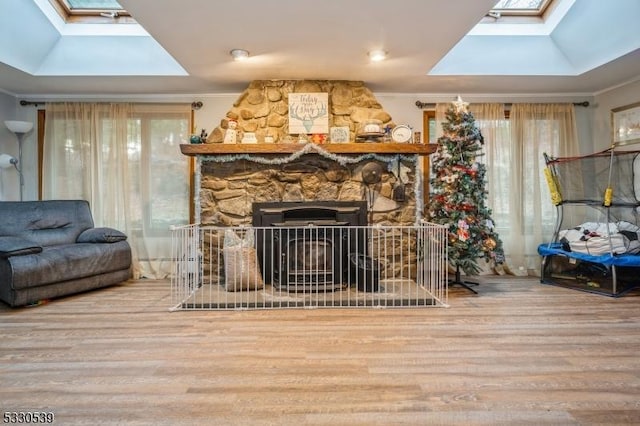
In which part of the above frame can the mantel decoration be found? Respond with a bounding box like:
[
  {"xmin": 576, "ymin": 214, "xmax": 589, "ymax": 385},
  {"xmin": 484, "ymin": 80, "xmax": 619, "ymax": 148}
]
[
  {"xmin": 330, "ymin": 126, "xmax": 350, "ymax": 143},
  {"xmin": 190, "ymin": 128, "xmax": 208, "ymax": 144},
  {"xmin": 224, "ymin": 120, "xmax": 239, "ymax": 144},
  {"xmin": 199, "ymin": 141, "xmax": 418, "ymax": 167},
  {"xmin": 288, "ymin": 93, "xmax": 329, "ymax": 134}
]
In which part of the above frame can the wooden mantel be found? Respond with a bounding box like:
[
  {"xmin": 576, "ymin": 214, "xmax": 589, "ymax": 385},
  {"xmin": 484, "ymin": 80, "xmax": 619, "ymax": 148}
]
[{"xmin": 180, "ymin": 142, "xmax": 436, "ymax": 156}]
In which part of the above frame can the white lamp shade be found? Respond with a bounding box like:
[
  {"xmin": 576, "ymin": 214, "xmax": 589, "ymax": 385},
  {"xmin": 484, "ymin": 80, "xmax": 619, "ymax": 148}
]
[
  {"xmin": 5, "ymin": 120, "xmax": 33, "ymax": 134},
  {"xmin": 0, "ymin": 153, "xmax": 16, "ymax": 168}
]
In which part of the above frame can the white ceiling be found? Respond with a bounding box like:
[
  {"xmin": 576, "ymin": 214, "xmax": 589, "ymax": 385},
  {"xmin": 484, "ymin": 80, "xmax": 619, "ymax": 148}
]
[{"xmin": 0, "ymin": 0, "xmax": 639, "ymax": 97}]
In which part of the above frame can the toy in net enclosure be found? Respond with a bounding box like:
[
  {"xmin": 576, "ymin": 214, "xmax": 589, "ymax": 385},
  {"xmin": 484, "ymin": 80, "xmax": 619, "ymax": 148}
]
[{"xmin": 539, "ymin": 141, "xmax": 640, "ymax": 296}]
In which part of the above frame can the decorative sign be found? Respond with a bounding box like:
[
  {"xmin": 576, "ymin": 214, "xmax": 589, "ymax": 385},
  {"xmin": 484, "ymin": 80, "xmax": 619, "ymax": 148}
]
[
  {"xmin": 330, "ymin": 126, "xmax": 350, "ymax": 143},
  {"xmin": 288, "ymin": 93, "xmax": 328, "ymax": 134}
]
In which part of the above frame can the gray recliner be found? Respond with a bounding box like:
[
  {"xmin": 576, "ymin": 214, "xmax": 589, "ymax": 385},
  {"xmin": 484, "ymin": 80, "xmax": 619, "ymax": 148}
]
[{"xmin": 0, "ymin": 200, "xmax": 132, "ymax": 307}]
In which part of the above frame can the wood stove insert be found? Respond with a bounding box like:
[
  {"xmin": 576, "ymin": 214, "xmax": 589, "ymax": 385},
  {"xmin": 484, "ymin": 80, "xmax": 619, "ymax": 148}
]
[{"xmin": 252, "ymin": 201, "xmax": 368, "ymax": 292}]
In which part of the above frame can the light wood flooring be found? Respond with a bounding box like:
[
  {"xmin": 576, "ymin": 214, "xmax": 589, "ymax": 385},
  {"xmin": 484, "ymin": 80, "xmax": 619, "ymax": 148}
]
[{"xmin": 1, "ymin": 276, "xmax": 640, "ymax": 425}]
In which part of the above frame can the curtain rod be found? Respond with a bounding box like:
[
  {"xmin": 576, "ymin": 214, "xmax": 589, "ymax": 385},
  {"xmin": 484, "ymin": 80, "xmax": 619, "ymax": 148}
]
[
  {"xmin": 20, "ymin": 100, "xmax": 204, "ymax": 110},
  {"xmin": 19, "ymin": 100, "xmax": 42, "ymax": 107},
  {"xmin": 415, "ymin": 100, "xmax": 590, "ymax": 109}
]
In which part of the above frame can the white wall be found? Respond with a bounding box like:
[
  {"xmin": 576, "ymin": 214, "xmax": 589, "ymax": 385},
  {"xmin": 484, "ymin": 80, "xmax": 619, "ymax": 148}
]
[
  {"xmin": 0, "ymin": 92, "xmax": 17, "ymax": 201},
  {"xmin": 375, "ymin": 93, "xmax": 594, "ymax": 155},
  {"xmin": 10, "ymin": 82, "xmax": 640, "ymax": 202},
  {"xmin": 0, "ymin": 92, "xmax": 37, "ymax": 201},
  {"xmin": 375, "ymin": 86, "xmax": 640, "ymax": 156},
  {"xmin": 592, "ymin": 79, "xmax": 640, "ymax": 151},
  {"xmin": 192, "ymin": 94, "xmax": 239, "ymax": 138}
]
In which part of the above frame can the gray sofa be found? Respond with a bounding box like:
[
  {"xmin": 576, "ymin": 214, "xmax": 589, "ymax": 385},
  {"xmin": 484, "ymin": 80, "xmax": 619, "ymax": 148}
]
[{"xmin": 0, "ymin": 200, "xmax": 132, "ymax": 307}]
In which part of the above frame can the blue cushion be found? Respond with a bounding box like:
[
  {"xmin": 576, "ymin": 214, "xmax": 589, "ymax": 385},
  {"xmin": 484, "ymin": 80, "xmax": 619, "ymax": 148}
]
[{"xmin": 77, "ymin": 227, "xmax": 127, "ymax": 243}]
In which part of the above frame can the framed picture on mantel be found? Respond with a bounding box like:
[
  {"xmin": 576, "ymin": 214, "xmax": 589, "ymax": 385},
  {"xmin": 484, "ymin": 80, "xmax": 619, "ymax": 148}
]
[
  {"xmin": 612, "ymin": 101, "xmax": 640, "ymax": 145},
  {"xmin": 288, "ymin": 93, "xmax": 329, "ymax": 134},
  {"xmin": 330, "ymin": 126, "xmax": 350, "ymax": 143}
]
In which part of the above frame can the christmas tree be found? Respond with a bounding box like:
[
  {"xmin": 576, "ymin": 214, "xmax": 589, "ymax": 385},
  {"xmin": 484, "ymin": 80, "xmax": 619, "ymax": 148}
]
[{"xmin": 428, "ymin": 96, "xmax": 505, "ymax": 277}]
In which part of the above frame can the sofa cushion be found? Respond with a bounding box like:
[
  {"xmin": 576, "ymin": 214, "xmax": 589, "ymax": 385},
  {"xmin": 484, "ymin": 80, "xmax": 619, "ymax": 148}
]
[
  {"xmin": 0, "ymin": 236, "xmax": 43, "ymax": 258},
  {"xmin": 77, "ymin": 227, "xmax": 127, "ymax": 244},
  {"xmin": 0, "ymin": 200, "xmax": 95, "ymax": 247},
  {"xmin": 6, "ymin": 241, "xmax": 132, "ymax": 290}
]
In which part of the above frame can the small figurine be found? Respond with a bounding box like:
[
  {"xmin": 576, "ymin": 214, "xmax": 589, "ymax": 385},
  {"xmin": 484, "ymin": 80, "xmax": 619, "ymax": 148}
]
[
  {"xmin": 190, "ymin": 128, "xmax": 207, "ymax": 144},
  {"xmin": 223, "ymin": 120, "xmax": 238, "ymax": 144}
]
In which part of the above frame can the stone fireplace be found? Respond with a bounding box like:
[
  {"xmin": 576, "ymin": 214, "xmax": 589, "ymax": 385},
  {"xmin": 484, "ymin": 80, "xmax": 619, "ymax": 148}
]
[
  {"xmin": 185, "ymin": 79, "xmax": 430, "ymax": 228},
  {"xmin": 177, "ymin": 80, "xmax": 439, "ymax": 300}
]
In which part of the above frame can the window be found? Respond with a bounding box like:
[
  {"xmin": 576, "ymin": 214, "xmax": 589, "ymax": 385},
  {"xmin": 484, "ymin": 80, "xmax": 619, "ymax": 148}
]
[
  {"xmin": 490, "ymin": 0, "xmax": 554, "ymax": 16},
  {"xmin": 42, "ymin": 103, "xmax": 192, "ymax": 279},
  {"xmin": 426, "ymin": 103, "xmax": 578, "ymax": 273},
  {"xmin": 422, "ymin": 110, "xmax": 437, "ymax": 206},
  {"xmin": 49, "ymin": 0, "xmax": 133, "ymax": 23},
  {"xmin": 424, "ymin": 111, "xmax": 437, "ymax": 144},
  {"xmin": 42, "ymin": 103, "xmax": 190, "ymax": 234},
  {"xmin": 127, "ymin": 113, "xmax": 190, "ymax": 232},
  {"xmin": 424, "ymin": 108, "xmax": 516, "ymax": 232}
]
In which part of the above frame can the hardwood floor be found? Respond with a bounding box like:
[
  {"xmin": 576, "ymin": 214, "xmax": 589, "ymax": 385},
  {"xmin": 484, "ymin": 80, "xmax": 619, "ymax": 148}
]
[{"xmin": 1, "ymin": 276, "xmax": 640, "ymax": 425}]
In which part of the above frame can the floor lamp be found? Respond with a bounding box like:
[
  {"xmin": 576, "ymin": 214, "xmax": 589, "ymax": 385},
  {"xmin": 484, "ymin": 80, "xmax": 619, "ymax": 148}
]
[{"xmin": 4, "ymin": 120, "xmax": 33, "ymax": 201}]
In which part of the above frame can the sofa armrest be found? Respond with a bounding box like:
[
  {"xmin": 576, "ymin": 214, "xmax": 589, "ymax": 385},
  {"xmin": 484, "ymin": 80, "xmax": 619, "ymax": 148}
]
[
  {"xmin": 0, "ymin": 236, "xmax": 43, "ymax": 258},
  {"xmin": 77, "ymin": 227, "xmax": 128, "ymax": 244}
]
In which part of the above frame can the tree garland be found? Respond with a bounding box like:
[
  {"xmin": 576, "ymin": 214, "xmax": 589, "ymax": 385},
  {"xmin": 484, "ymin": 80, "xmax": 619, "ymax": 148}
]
[{"xmin": 199, "ymin": 142, "xmax": 417, "ymax": 166}]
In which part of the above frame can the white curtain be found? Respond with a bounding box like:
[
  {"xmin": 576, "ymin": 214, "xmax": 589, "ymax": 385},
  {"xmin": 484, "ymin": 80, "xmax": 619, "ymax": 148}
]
[
  {"xmin": 42, "ymin": 102, "xmax": 191, "ymax": 279},
  {"xmin": 508, "ymin": 103, "xmax": 579, "ymax": 274},
  {"xmin": 469, "ymin": 104, "xmax": 513, "ymax": 274},
  {"xmin": 434, "ymin": 102, "xmax": 579, "ymax": 276}
]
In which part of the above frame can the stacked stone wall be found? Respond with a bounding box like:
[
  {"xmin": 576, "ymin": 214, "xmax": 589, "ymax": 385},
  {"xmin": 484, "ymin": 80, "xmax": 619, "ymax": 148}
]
[
  {"xmin": 206, "ymin": 80, "xmax": 394, "ymax": 144},
  {"xmin": 199, "ymin": 157, "xmax": 417, "ymax": 227}
]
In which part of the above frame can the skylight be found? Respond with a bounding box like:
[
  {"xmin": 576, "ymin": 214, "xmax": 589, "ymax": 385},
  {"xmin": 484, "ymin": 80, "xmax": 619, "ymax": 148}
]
[
  {"xmin": 51, "ymin": 0, "xmax": 131, "ymax": 21},
  {"xmin": 66, "ymin": 0, "xmax": 123, "ymax": 10},
  {"xmin": 491, "ymin": 0, "xmax": 553, "ymax": 15},
  {"xmin": 432, "ymin": 0, "xmax": 640, "ymax": 79}
]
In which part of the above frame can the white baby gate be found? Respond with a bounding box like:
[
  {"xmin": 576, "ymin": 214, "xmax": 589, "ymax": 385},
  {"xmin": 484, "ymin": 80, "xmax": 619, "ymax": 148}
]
[{"xmin": 170, "ymin": 223, "xmax": 448, "ymax": 310}]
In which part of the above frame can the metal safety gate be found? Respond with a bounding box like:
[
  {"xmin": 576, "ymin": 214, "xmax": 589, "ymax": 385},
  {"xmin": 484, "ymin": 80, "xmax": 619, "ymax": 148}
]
[{"xmin": 170, "ymin": 223, "xmax": 448, "ymax": 310}]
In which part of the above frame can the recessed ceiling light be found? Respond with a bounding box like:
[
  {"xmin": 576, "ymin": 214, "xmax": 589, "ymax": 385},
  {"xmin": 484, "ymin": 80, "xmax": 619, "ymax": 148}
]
[
  {"xmin": 368, "ymin": 50, "xmax": 387, "ymax": 62},
  {"xmin": 230, "ymin": 49, "xmax": 249, "ymax": 61}
]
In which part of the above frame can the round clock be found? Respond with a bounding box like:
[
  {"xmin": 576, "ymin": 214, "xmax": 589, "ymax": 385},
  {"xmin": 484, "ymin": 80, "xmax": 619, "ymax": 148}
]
[{"xmin": 391, "ymin": 125, "xmax": 412, "ymax": 143}]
